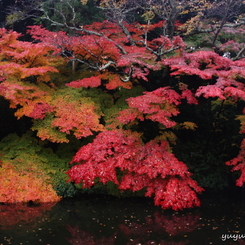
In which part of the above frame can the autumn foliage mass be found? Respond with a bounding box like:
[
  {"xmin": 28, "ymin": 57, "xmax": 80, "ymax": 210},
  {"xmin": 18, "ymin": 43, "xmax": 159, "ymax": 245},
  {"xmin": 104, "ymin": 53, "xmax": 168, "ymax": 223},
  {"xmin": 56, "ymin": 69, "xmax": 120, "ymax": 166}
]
[{"xmin": 1, "ymin": 0, "xmax": 245, "ymax": 210}]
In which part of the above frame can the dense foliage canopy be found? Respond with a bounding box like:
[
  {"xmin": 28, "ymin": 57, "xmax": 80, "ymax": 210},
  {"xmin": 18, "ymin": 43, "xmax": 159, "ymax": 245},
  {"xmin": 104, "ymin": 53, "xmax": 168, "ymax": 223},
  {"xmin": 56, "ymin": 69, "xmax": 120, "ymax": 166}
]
[{"xmin": 1, "ymin": 0, "xmax": 245, "ymax": 210}]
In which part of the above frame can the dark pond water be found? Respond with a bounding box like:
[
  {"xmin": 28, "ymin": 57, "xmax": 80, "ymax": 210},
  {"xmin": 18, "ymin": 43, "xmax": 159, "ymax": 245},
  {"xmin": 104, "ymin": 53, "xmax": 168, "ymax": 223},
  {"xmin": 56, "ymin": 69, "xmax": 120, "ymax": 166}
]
[{"xmin": 1, "ymin": 192, "xmax": 245, "ymax": 245}]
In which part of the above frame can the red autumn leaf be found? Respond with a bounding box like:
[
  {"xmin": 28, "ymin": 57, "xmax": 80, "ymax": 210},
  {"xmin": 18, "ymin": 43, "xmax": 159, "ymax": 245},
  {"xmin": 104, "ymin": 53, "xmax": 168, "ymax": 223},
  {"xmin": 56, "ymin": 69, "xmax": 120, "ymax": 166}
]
[
  {"xmin": 117, "ymin": 87, "xmax": 181, "ymax": 128},
  {"xmin": 66, "ymin": 76, "xmax": 101, "ymax": 88}
]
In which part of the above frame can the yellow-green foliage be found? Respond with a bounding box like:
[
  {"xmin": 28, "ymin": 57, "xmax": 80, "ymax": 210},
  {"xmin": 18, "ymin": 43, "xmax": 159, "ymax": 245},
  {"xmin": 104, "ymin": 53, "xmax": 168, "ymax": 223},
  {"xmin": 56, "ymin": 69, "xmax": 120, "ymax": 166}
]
[
  {"xmin": 32, "ymin": 114, "xmax": 70, "ymax": 143},
  {"xmin": 0, "ymin": 132, "xmax": 77, "ymax": 198},
  {"xmin": 6, "ymin": 12, "xmax": 25, "ymax": 26}
]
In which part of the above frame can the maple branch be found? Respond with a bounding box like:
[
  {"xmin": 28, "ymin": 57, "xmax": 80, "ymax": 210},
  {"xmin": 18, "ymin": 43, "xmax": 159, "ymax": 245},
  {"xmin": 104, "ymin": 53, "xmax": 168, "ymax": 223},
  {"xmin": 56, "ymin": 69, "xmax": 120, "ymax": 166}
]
[
  {"xmin": 195, "ymin": 20, "xmax": 245, "ymax": 35},
  {"xmin": 144, "ymin": 44, "xmax": 180, "ymax": 61},
  {"xmin": 209, "ymin": 0, "xmax": 244, "ymax": 47},
  {"xmin": 233, "ymin": 45, "xmax": 245, "ymax": 60},
  {"xmin": 138, "ymin": 0, "xmax": 184, "ymax": 38},
  {"xmin": 39, "ymin": 1, "xmax": 77, "ymax": 29},
  {"xmin": 97, "ymin": 0, "xmax": 139, "ymax": 21},
  {"xmin": 118, "ymin": 19, "xmax": 135, "ymax": 45},
  {"xmin": 192, "ymin": 0, "xmax": 244, "ymax": 45},
  {"xmin": 211, "ymin": 15, "xmax": 229, "ymax": 47},
  {"xmin": 98, "ymin": 60, "xmax": 117, "ymax": 70},
  {"xmin": 39, "ymin": 6, "xmax": 68, "ymax": 28},
  {"xmin": 97, "ymin": 2, "xmax": 141, "ymax": 45},
  {"xmin": 64, "ymin": 55, "xmax": 116, "ymax": 71},
  {"xmin": 66, "ymin": 0, "xmax": 77, "ymax": 24},
  {"xmin": 38, "ymin": 2, "xmax": 128, "ymax": 55},
  {"xmin": 119, "ymin": 66, "xmax": 133, "ymax": 82}
]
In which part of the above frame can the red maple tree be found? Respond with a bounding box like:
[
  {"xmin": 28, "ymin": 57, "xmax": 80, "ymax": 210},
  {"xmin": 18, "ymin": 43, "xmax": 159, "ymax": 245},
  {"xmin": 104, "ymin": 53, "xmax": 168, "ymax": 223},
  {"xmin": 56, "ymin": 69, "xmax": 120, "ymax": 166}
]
[
  {"xmin": 162, "ymin": 50, "xmax": 245, "ymax": 188},
  {"xmin": 67, "ymin": 130, "xmax": 203, "ymax": 211},
  {"xmin": 28, "ymin": 21, "xmax": 185, "ymax": 90}
]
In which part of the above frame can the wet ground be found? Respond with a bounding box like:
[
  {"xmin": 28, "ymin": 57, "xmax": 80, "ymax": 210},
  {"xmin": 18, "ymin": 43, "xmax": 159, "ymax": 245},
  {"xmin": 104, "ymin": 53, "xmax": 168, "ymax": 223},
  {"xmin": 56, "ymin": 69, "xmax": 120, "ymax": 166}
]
[{"xmin": 0, "ymin": 191, "xmax": 245, "ymax": 245}]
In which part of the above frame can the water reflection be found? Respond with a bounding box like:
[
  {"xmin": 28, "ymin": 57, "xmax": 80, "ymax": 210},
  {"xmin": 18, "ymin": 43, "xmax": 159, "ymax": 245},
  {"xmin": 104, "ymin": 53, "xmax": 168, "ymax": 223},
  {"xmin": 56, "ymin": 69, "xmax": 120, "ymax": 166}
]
[
  {"xmin": 66, "ymin": 211, "xmax": 200, "ymax": 245},
  {"xmin": 67, "ymin": 225, "xmax": 116, "ymax": 245},
  {"xmin": 116, "ymin": 212, "xmax": 201, "ymax": 245},
  {"xmin": 0, "ymin": 202, "xmax": 56, "ymax": 229},
  {"xmin": 0, "ymin": 196, "xmax": 245, "ymax": 245}
]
